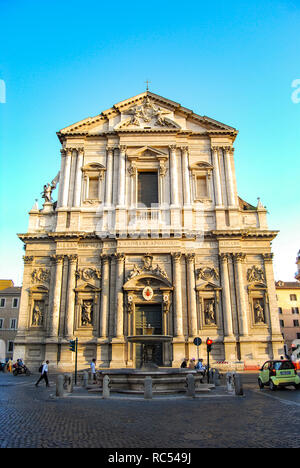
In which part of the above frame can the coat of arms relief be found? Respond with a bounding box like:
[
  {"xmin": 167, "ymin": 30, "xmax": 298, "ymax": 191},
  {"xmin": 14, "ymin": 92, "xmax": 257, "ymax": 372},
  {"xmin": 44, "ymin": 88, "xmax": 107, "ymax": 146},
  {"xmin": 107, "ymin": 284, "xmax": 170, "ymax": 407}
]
[{"xmin": 117, "ymin": 96, "xmax": 180, "ymax": 130}]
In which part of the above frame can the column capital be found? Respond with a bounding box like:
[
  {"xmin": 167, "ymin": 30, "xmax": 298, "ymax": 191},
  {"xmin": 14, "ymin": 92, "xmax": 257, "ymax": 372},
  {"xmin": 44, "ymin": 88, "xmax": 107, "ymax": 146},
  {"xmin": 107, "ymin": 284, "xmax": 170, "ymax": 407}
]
[
  {"xmin": 23, "ymin": 255, "xmax": 34, "ymax": 265},
  {"xmin": 77, "ymin": 147, "xmax": 84, "ymax": 155},
  {"xmin": 186, "ymin": 252, "xmax": 195, "ymax": 264},
  {"xmin": 180, "ymin": 145, "xmax": 189, "ymax": 153},
  {"xmin": 169, "ymin": 144, "xmax": 177, "ymax": 152},
  {"xmin": 219, "ymin": 252, "xmax": 231, "ymax": 263},
  {"xmin": 233, "ymin": 252, "xmax": 246, "ymax": 263},
  {"xmin": 100, "ymin": 253, "xmax": 111, "ymax": 264},
  {"xmin": 65, "ymin": 147, "xmax": 74, "ymax": 155},
  {"xmin": 118, "ymin": 145, "xmax": 127, "ymax": 153},
  {"xmin": 172, "ymin": 252, "xmax": 182, "ymax": 262},
  {"xmin": 262, "ymin": 252, "xmax": 274, "ymax": 263},
  {"xmin": 211, "ymin": 146, "xmax": 221, "ymax": 152},
  {"xmin": 67, "ymin": 254, "xmax": 78, "ymax": 263},
  {"xmin": 106, "ymin": 145, "xmax": 115, "ymax": 153},
  {"xmin": 114, "ymin": 252, "xmax": 125, "ymax": 263},
  {"xmin": 50, "ymin": 254, "xmax": 65, "ymax": 264}
]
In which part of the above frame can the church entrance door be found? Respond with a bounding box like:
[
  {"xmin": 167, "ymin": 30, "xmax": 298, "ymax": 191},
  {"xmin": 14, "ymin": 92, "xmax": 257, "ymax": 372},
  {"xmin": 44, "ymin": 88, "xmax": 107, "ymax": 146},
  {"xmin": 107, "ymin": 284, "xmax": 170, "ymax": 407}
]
[{"xmin": 135, "ymin": 304, "xmax": 163, "ymax": 367}]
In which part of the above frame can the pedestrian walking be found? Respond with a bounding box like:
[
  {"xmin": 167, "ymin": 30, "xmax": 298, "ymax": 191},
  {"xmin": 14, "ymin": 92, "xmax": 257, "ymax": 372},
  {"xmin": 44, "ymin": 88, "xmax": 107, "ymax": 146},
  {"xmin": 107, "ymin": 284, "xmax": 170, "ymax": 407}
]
[
  {"xmin": 188, "ymin": 358, "xmax": 196, "ymax": 369},
  {"xmin": 180, "ymin": 358, "xmax": 188, "ymax": 368},
  {"xmin": 35, "ymin": 360, "xmax": 50, "ymax": 387},
  {"xmin": 90, "ymin": 358, "xmax": 97, "ymax": 384}
]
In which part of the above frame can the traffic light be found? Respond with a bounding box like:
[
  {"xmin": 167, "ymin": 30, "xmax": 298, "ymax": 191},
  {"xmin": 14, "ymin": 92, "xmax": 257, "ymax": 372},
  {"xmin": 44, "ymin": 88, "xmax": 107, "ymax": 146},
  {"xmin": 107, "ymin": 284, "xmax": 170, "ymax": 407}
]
[
  {"xmin": 69, "ymin": 340, "xmax": 76, "ymax": 352},
  {"xmin": 206, "ymin": 338, "xmax": 213, "ymax": 353}
]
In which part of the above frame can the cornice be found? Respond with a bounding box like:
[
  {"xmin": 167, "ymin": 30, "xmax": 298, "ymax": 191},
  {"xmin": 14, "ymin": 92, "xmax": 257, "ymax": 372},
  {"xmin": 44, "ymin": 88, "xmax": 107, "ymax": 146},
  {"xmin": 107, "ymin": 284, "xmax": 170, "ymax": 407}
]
[{"xmin": 212, "ymin": 229, "xmax": 279, "ymax": 240}]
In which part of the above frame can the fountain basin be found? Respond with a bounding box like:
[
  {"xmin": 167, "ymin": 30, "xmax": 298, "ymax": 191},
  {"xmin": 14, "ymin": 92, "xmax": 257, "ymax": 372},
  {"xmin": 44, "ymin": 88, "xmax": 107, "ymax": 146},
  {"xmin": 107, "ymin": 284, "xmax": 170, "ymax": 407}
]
[{"xmin": 96, "ymin": 368, "xmax": 212, "ymax": 394}]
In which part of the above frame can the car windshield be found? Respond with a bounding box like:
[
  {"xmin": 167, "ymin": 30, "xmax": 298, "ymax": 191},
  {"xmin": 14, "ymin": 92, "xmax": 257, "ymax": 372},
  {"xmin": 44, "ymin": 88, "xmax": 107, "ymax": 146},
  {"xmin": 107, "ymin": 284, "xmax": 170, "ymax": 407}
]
[{"xmin": 273, "ymin": 361, "xmax": 294, "ymax": 370}]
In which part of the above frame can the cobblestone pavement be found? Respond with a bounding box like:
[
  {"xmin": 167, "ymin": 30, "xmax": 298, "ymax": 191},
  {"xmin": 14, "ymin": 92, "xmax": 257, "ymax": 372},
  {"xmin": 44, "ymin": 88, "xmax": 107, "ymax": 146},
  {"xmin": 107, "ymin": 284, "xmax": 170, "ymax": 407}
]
[{"xmin": 0, "ymin": 372, "xmax": 300, "ymax": 448}]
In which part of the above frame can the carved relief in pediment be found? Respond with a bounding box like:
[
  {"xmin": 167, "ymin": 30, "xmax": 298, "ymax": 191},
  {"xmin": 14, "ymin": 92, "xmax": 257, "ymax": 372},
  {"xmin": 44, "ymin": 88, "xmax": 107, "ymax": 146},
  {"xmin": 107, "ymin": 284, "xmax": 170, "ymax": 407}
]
[{"xmin": 116, "ymin": 96, "xmax": 181, "ymax": 130}]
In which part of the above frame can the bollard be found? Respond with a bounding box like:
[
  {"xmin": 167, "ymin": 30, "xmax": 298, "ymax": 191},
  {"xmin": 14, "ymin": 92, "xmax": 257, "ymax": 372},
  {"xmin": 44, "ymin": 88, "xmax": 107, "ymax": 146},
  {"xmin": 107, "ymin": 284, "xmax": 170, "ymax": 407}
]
[
  {"xmin": 234, "ymin": 373, "xmax": 244, "ymax": 396},
  {"xmin": 144, "ymin": 376, "xmax": 153, "ymax": 400},
  {"xmin": 226, "ymin": 372, "xmax": 234, "ymax": 394},
  {"xmin": 213, "ymin": 369, "xmax": 221, "ymax": 386},
  {"xmin": 64, "ymin": 373, "xmax": 73, "ymax": 393},
  {"xmin": 56, "ymin": 375, "xmax": 64, "ymax": 397},
  {"xmin": 102, "ymin": 375, "xmax": 110, "ymax": 399},
  {"xmin": 186, "ymin": 373, "xmax": 196, "ymax": 398},
  {"xmin": 83, "ymin": 371, "xmax": 89, "ymax": 388}
]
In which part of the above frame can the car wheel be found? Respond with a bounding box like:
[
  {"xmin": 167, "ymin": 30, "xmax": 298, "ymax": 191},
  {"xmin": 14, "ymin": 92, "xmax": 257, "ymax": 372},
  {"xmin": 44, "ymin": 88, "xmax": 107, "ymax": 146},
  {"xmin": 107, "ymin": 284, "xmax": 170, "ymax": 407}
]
[
  {"xmin": 258, "ymin": 378, "xmax": 264, "ymax": 389},
  {"xmin": 269, "ymin": 380, "xmax": 277, "ymax": 391}
]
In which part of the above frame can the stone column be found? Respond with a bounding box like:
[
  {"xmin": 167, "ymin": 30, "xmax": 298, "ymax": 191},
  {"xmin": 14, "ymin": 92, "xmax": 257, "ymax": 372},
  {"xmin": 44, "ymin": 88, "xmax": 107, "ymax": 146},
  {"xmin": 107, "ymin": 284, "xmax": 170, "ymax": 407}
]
[
  {"xmin": 115, "ymin": 253, "xmax": 125, "ymax": 338},
  {"xmin": 100, "ymin": 254, "xmax": 110, "ymax": 338},
  {"xmin": 181, "ymin": 146, "xmax": 191, "ymax": 206},
  {"xmin": 105, "ymin": 146, "xmax": 114, "ymax": 207},
  {"xmin": 128, "ymin": 162, "xmax": 137, "ymax": 209},
  {"xmin": 233, "ymin": 253, "xmax": 248, "ymax": 336},
  {"xmin": 117, "ymin": 146, "xmax": 126, "ymax": 207},
  {"xmin": 172, "ymin": 252, "xmax": 183, "ymax": 337},
  {"xmin": 49, "ymin": 255, "xmax": 64, "ymax": 337},
  {"xmin": 263, "ymin": 253, "xmax": 282, "ymax": 337},
  {"xmin": 73, "ymin": 148, "xmax": 84, "ymax": 207},
  {"xmin": 169, "ymin": 145, "xmax": 179, "ymax": 207},
  {"xmin": 219, "ymin": 253, "xmax": 234, "ymax": 336},
  {"xmin": 57, "ymin": 149, "xmax": 66, "ymax": 208},
  {"xmin": 62, "ymin": 148, "xmax": 72, "ymax": 207},
  {"xmin": 186, "ymin": 253, "xmax": 198, "ymax": 336},
  {"xmin": 65, "ymin": 254, "xmax": 77, "ymax": 338},
  {"xmin": 211, "ymin": 147, "xmax": 222, "ymax": 206},
  {"xmin": 223, "ymin": 146, "xmax": 236, "ymax": 207}
]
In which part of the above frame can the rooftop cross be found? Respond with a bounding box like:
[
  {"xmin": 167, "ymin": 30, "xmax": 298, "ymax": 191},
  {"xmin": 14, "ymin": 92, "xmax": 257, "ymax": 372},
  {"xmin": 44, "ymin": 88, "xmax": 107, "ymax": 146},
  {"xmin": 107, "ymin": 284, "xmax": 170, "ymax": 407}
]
[{"xmin": 145, "ymin": 80, "xmax": 151, "ymax": 91}]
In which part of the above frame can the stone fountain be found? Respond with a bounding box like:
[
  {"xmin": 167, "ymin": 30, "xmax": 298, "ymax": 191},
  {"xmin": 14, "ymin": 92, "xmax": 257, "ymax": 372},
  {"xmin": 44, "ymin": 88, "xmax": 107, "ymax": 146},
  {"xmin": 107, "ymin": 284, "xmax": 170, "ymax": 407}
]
[{"xmin": 96, "ymin": 327, "xmax": 213, "ymax": 394}]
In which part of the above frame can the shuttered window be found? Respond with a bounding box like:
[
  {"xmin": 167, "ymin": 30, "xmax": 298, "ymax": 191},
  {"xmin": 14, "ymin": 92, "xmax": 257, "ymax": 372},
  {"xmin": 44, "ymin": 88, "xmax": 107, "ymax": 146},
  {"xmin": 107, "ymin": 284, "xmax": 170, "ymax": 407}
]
[
  {"xmin": 196, "ymin": 176, "xmax": 207, "ymax": 198},
  {"xmin": 137, "ymin": 172, "xmax": 158, "ymax": 207},
  {"xmin": 88, "ymin": 178, "xmax": 99, "ymax": 199}
]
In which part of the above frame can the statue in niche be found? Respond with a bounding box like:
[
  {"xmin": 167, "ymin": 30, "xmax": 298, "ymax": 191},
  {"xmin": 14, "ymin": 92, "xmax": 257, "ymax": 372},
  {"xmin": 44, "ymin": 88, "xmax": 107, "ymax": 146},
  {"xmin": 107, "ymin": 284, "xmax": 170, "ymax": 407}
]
[
  {"xmin": 254, "ymin": 300, "xmax": 265, "ymax": 324},
  {"xmin": 32, "ymin": 301, "xmax": 44, "ymax": 327},
  {"xmin": 204, "ymin": 299, "xmax": 216, "ymax": 325},
  {"xmin": 81, "ymin": 301, "xmax": 93, "ymax": 326}
]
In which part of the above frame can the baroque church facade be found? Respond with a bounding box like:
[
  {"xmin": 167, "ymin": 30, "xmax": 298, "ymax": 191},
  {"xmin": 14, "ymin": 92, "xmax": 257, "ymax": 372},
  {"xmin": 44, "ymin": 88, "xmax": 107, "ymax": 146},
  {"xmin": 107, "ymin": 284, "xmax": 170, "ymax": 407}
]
[{"xmin": 15, "ymin": 92, "xmax": 284, "ymax": 370}]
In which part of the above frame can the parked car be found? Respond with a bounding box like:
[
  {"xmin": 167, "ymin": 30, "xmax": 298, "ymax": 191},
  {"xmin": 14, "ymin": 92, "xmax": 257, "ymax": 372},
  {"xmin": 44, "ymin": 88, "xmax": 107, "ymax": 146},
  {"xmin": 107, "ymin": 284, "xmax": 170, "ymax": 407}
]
[
  {"xmin": 0, "ymin": 361, "xmax": 7, "ymax": 372},
  {"xmin": 258, "ymin": 360, "xmax": 300, "ymax": 391}
]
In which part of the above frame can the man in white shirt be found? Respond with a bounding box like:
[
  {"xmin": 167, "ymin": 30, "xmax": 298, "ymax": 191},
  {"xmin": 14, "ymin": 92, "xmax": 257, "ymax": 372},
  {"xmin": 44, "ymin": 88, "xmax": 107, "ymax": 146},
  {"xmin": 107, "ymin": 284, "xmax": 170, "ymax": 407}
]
[
  {"xmin": 90, "ymin": 358, "xmax": 97, "ymax": 384},
  {"xmin": 35, "ymin": 360, "xmax": 50, "ymax": 387}
]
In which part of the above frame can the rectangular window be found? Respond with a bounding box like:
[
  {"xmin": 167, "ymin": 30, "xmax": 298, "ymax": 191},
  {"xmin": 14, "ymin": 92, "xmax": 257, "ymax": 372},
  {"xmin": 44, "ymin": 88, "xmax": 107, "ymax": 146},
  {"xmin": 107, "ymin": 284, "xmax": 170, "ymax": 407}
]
[
  {"xmin": 12, "ymin": 298, "xmax": 19, "ymax": 308},
  {"xmin": 196, "ymin": 176, "xmax": 208, "ymax": 198},
  {"xmin": 88, "ymin": 178, "xmax": 99, "ymax": 199},
  {"xmin": 8, "ymin": 341, "xmax": 14, "ymax": 353},
  {"xmin": 280, "ymin": 320, "xmax": 284, "ymax": 327},
  {"xmin": 290, "ymin": 294, "xmax": 297, "ymax": 301},
  {"xmin": 278, "ymin": 307, "xmax": 283, "ymax": 314},
  {"xmin": 293, "ymin": 320, "xmax": 299, "ymax": 327},
  {"xmin": 0, "ymin": 298, "xmax": 5, "ymax": 308},
  {"xmin": 10, "ymin": 319, "xmax": 17, "ymax": 329},
  {"xmin": 292, "ymin": 307, "xmax": 299, "ymax": 314},
  {"xmin": 137, "ymin": 172, "xmax": 158, "ymax": 207},
  {"xmin": 297, "ymin": 333, "xmax": 300, "ymax": 339},
  {"xmin": 0, "ymin": 318, "xmax": 3, "ymax": 329}
]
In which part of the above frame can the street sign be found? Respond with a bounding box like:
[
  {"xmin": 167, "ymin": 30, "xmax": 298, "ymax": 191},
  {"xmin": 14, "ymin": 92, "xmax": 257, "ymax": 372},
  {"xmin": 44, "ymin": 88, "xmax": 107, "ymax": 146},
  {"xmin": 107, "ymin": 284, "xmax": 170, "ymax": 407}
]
[{"xmin": 193, "ymin": 337, "xmax": 202, "ymax": 346}]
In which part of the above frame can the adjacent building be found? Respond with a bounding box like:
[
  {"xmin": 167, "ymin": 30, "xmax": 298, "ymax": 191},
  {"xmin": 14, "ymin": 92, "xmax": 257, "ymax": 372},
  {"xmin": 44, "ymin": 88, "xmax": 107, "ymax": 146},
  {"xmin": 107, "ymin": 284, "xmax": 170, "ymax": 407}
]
[
  {"xmin": 14, "ymin": 91, "xmax": 284, "ymax": 371},
  {"xmin": 0, "ymin": 284, "xmax": 21, "ymax": 361},
  {"xmin": 276, "ymin": 281, "xmax": 300, "ymax": 350}
]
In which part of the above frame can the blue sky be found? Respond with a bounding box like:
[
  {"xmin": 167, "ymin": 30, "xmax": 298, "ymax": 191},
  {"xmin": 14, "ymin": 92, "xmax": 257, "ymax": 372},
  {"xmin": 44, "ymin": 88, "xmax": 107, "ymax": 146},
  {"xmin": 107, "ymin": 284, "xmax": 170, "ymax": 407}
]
[{"xmin": 0, "ymin": 0, "xmax": 299, "ymax": 285}]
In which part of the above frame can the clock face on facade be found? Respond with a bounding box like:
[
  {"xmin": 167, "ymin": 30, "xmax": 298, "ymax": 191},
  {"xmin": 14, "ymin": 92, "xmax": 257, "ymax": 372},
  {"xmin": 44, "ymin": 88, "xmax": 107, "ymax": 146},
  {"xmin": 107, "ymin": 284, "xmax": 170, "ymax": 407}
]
[{"xmin": 142, "ymin": 286, "xmax": 154, "ymax": 301}]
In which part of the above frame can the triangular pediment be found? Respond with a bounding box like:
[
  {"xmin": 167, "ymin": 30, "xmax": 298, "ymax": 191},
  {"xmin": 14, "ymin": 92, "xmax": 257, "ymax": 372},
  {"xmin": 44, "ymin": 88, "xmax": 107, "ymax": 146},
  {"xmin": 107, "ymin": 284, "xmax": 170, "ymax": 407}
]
[
  {"xmin": 128, "ymin": 146, "xmax": 168, "ymax": 160},
  {"xmin": 57, "ymin": 91, "xmax": 238, "ymax": 141}
]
